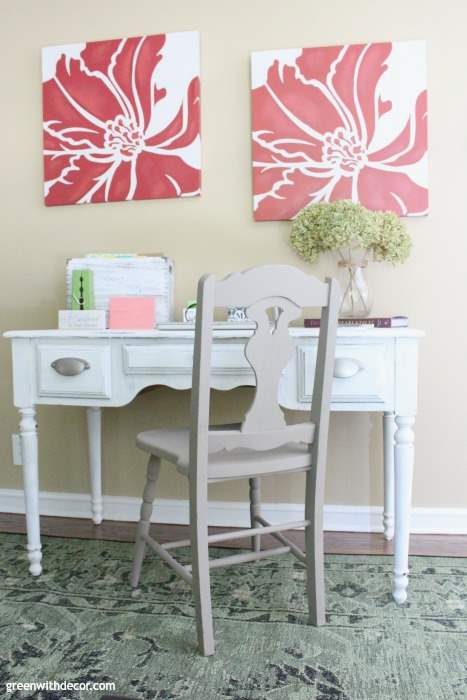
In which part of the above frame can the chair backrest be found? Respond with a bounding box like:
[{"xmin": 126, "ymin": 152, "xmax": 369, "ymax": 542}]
[{"xmin": 189, "ymin": 265, "xmax": 340, "ymax": 477}]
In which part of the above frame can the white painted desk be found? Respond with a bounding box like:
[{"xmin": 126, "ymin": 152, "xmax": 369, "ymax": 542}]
[{"xmin": 4, "ymin": 327, "xmax": 423, "ymax": 604}]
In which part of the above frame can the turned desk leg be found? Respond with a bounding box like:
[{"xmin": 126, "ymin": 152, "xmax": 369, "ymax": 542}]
[
  {"xmin": 383, "ymin": 412, "xmax": 395, "ymax": 541},
  {"xmin": 19, "ymin": 407, "xmax": 42, "ymax": 576},
  {"xmin": 86, "ymin": 407, "xmax": 103, "ymax": 525},
  {"xmin": 393, "ymin": 415, "xmax": 415, "ymax": 605}
]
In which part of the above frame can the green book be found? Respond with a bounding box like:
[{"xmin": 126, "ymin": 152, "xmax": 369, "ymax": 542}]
[{"xmin": 71, "ymin": 269, "xmax": 94, "ymax": 310}]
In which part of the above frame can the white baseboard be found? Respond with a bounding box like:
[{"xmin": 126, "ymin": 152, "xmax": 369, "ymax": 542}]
[{"xmin": 1, "ymin": 488, "xmax": 466, "ymax": 534}]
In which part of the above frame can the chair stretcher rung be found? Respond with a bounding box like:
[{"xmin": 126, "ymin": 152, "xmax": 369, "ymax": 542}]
[
  {"xmin": 163, "ymin": 537, "xmax": 191, "ymax": 550},
  {"xmin": 255, "ymin": 515, "xmax": 306, "ymax": 563},
  {"xmin": 162, "ymin": 519, "xmax": 310, "ymax": 551},
  {"xmin": 142, "ymin": 534, "xmax": 192, "ymax": 584},
  {"xmin": 185, "ymin": 545, "xmax": 290, "ymax": 572}
]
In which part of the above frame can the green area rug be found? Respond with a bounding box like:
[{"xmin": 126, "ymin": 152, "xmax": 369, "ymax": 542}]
[{"xmin": 0, "ymin": 533, "xmax": 466, "ymax": 699}]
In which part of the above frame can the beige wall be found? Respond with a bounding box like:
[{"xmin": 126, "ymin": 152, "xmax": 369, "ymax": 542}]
[{"xmin": 1, "ymin": 0, "xmax": 466, "ymax": 509}]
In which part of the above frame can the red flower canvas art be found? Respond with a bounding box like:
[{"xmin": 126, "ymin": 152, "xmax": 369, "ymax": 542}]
[
  {"xmin": 251, "ymin": 41, "xmax": 428, "ymax": 220},
  {"xmin": 42, "ymin": 31, "xmax": 200, "ymax": 206}
]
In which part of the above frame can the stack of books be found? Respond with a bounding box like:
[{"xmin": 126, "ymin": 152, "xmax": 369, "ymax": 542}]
[{"xmin": 304, "ymin": 316, "xmax": 409, "ymax": 328}]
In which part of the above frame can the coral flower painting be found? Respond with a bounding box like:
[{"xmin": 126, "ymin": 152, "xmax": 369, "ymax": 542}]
[
  {"xmin": 251, "ymin": 41, "xmax": 428, "ymax": 220},
  {"xmin": 42, "ymin": 31, "xmax": 200, "ymax": 206}
]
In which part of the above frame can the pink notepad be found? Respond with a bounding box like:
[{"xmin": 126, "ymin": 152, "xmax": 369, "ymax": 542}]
[{"xmin": 108, "ymin": 296, "xmax": 155, "ymax": 329}]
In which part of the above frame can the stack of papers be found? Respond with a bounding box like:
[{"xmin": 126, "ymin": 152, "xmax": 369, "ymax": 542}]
[{"xmin": 66, "ymin": 254, "xmax": 174, "ymax": 324}]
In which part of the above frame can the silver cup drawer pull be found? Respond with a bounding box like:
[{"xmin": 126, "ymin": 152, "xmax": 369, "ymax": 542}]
[
  {"xmin": 51, "ymin": 357, "xmax": 91, "ymax": 376},
  {"xmin": 333, "ymin": 357, "xmax": 364, "ymax": 379}
]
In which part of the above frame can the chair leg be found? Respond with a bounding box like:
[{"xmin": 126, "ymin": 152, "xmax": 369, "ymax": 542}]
[
  {"xmin": 131, "ymin": 455, "xmax": 161, "ymax": 588},
  {"xmin": 304, "ymin": 469, "xmax": 326, "ymax": 626},
  {"xmin": 249, "ymin": 477, "xmax": 261, "ymax": 552},
  {"xmin": 190, "ymin": 480, "xmax": 215, "ymax": 656}
]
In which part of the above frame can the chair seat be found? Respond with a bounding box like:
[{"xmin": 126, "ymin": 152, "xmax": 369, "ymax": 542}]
[{"xmin": 136, "ymin": 427, "xmax": 313, "ymax": 480}]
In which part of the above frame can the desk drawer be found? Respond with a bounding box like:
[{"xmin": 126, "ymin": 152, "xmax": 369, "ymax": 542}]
[
  {"xmin": 36, "ymin": 345, "xmax": 111, "ymax": 399},
  {"xmin": 297, "ymin": 343, "xmax": 391, "ymax": 404},
  {"xmin": 123, "ymin": 343, "xmax": 252, "ymax": 376}
]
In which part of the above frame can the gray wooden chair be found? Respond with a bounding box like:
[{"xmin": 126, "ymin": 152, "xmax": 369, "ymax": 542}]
[{"xmin": 131, "ymin": 265, "xmax": 339, "ymax": 656}]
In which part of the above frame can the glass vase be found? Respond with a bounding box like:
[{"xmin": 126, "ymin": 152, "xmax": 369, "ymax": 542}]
[{"xmin": 339, "ymin": 262, "xmax": 372, "ymax": 318}]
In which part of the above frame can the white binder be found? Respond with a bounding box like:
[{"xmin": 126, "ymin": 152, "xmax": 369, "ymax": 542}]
[{"xmin": 66, "ymin": 255, "xmax": 174, "ymax": 324}]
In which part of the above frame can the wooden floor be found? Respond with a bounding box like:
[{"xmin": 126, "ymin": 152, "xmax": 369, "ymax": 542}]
[{"xmin": 1, "ymin": 512, "xmax": 466, "ymax": 556}]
